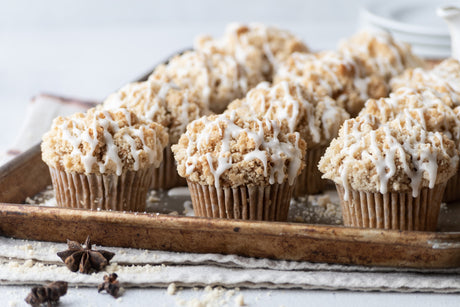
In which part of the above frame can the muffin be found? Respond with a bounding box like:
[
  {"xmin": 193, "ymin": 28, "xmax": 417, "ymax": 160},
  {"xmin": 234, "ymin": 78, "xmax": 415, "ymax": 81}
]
[
  {"xmin": 148, "ymin": 50, "xmax": 255, "ymax": 113},
  {"xmin": 172, "ymin": 111, "xmax": 306, "ymax": 221},
  {"xmin": 390, "ymin": 58, "xmax": 460, "ymax": 106},
  {"xmin": 339, "ymin": 30, "xmax": 424, "ymax": 81},
  {"xmin": 227, "ymin": 81, "xmax": 349, "ymax": 196},
  {"xmin": 41, "ymin": 108, "xmax": 168, "ymax": 211},
  {"xmin": 274, "ymin": 51, "xmax": 388, "ymax": 116},
  {"xmin": 360, "ymin": 87, "xmax": 460, "ymax": 202},
  {"xmin": 102, "ymin": 80, "xmax": 209, "ymax": 189},
  {"xmin": 318, "ymin": 115, "xmax": 458, "ymax": 231},
  {"xmin": 195, "ymin": 22, "xmax": 309, "ymax": 81}
]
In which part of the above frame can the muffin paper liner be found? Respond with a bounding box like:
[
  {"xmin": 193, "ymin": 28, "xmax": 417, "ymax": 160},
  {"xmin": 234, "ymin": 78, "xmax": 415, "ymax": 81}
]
[
  {"xmin": 442, "ymin": 168, "xmax": 460, "ymax": 203},
  {"xmin": 293, "ymin": 146, "xmax": 328, "ymax": 197},
  {"xmin": 335, "ymin": 183, "xmax": 446, "ymax": 231},
  {"xmin": 49, "ymin": 167, "xmax": 154, "ymax": 212},
  {"xmin": 187, "ymin": 180, "xmax": 295, "ymax": 221},
  {"xmin": 151, "ymin": 146, "xmax": 186, "ymax": 190}
]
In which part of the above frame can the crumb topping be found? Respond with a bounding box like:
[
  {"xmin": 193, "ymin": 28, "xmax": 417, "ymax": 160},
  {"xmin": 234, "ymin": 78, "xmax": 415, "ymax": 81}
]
[
  {"xmin": 319, "ymin": 115, "xmax": 458, "ymax": 199},
  {"xmin": 360, "ymin": 87, "xmax": 460, "ymax": 147},
  {"xmin": 102, "ymin": 81, "xmax": 208, "ymax": 144},
  {"xmin": 148, "ymin": 51, "xmax": 254, "ymax": 113},
  {"xmin": 274, "ymin": 51, "xmax": 388, "ymax": 116},
  {"xmin": 172, "ymin": 111, "xmax": 306, "ymax": 187},
  {"xmin": 226, "ymin": 81, "xmax": 349, "ymax": 147},
  {"xmin": 195, "ymin": 22, "xmax": 309, "ymax": 80},
  {"xmin": 42, "ymin": 108, "xmax": 169, "ymax": 175},
  {"xmin": 390, "ymin": 58, "xmax": 460, "ymax": 106},
  {"xmin": 339, "ymin": 30, "xmax": 424, "ymax": 81}
]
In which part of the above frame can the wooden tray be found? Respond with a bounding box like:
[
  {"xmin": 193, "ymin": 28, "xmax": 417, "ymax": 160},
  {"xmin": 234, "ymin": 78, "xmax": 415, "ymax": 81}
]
[{"xmin": 0, "ymin": 144, "xmax": 460, "ymax": 269}]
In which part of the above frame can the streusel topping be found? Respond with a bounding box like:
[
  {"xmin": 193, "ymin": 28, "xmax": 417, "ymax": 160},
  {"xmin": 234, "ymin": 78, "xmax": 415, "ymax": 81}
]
[
  {"xmin": 226, "ymin": 81, "xmax": 349, "ymax": 148},
  {"xmin": 42, "ymin": 108, "xmax": 169, "ymax": 175},
  {"xmin": 359, "ymin": 87, "xmax": 460, "ymax": 146},
  {"xmin": 172, "ymin": 111, "xmax": 306, "ymax": 188},
  {"xmin": 195, "ymin": 22, "xmax": 309, "ymax": 80},
  {"xmin": 274, "ymin": 51, "xmax": 388, "ymax": 116},
  {"xmin": 339, "ymin": 30, "xmax": 424, "ymax": 81},
  {"xmin": 148, "ymin": 51, "xmax": 254, "ymax": 113},
  {"xmin": 390, "ymin": 58, "xmax": 460, "ymax": 106},
  {"xmin": 102, "ymin": 81, "xmax": 208, "ymax": 144},
  {"xmin": 319, "ymin": 115, "xmax": 458, "ymax": 200}
]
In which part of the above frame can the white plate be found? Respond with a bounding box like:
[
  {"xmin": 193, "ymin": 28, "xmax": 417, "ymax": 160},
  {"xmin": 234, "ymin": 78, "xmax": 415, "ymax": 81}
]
[{"xmin": 362, "ymin": 0, "xmax": 451, "ymax": 37}]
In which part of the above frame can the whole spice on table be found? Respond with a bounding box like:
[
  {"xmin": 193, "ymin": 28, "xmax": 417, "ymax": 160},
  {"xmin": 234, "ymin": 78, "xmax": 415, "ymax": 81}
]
[
  {"xmin": 25, "ymin": 281, "xmax": 68, "ymax": 307},
  {"xmin": 57, "ymin": 236, "xmax": 115, "ymax": 274},
  {"xmin": 98, "ymin": 273, "xmax": 121, "ymax": 298}
]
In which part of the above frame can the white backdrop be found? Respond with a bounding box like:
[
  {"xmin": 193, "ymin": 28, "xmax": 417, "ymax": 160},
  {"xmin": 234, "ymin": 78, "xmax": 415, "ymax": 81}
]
[{"xmin": 0, "ymin": 0, "xmax": 362, "ymax": 152}]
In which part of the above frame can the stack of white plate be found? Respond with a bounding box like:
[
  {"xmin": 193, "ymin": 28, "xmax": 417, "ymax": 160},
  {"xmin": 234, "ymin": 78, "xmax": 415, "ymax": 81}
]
[{"xmin": 360, "ymin": 0, "xmax": 455, "ymax": 59}]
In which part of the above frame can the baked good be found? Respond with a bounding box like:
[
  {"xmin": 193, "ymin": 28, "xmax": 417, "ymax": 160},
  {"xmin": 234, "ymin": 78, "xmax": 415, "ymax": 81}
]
[
  {"xmin": 172, "ymin": 111, "xmax": 306, "ymax": 220},
  {"xmin": 102, "ymin": 80, "xmax": 209, "ymax": 189},
  {"xmin": 360, "ymin": 87, "xmax": 460, "ymax": 202},
  {"xmin": 148, "ymin": 50, "xmax": 256, "ymax": 113},
  {"xmin": 195, "ymin": 22, "xmax": 309, "ymax": 81},
  {"xmin": 339, "ymin": 30, "xmax": 424, "ymax": 81},
  {"xmin": 318, "ymin": 114, "xmax": 458, "ymax": 230},
  {"xmin": 227, "ymin": 81, "xmax": 349, "ymax": 195},
  {"xmin": 390, "ymin": 58, "xmax": 460, "ymax": 106},
  {"xmin": 274, "ymin": 51, "xmax": 388, "ymax": 116},
  {"xmin": 41, "ymin": 107, "xmax": 168, "ymax": 211}
]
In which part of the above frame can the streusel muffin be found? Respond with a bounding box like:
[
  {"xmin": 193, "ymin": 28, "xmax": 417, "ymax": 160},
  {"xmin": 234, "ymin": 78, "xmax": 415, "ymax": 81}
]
[
  {"xmin": 195, "ymin": 22, "xmax": 309, "ymax": 81},
  {"xmin": 274, "ymin": 51, "xmax": 388, "ymax": 116},
  {"xmin": 41, "ymin": 108, "xmax": 168, "ymax": 211},
  {"xmin": 102, "ymin": 80, "xmax": 209, "ymax": 189},
  {"xmin": 148, "ymin": 51, "xmax": 255, "ymax": 113},
  {"xmin": 227, "ymin": 81, "xmax": 349, "ymax": 196},
  {"xmin": 319, "ymin": 115, "xmax": 458, "ymax": 231},
  {"xmin": 339, "ymin": 30, "xmax": 424, "ymax": 81},
  {"xmin": 390, "ymin": 58, "xmax": 460, "ymax": 106},
  {"xmin": 172, "ymin": 111, "xmax": 306, "ymax": 221},
  {"xmin": 360, "ymin": 87, "xmax": 460, "ymax": 202}
]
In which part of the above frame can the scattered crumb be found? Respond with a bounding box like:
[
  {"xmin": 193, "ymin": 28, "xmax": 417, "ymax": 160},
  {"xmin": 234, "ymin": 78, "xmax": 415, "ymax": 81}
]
[
  {"xmin": 289, "ymin": 191, "xmax": 342, "ymax": 225},
  {"xmin": 24, "ymin": 185, "xmax": 56, "ymax": 207},
  {"xmin": 147, "ymin": 190, "xmax": 159, "ymax": 203},
  {"xmin": 440, "ymin": 202, "xmax": 448, "ymax": 212},
  {"xmin": 234, "ymin": 294, "xmax": 245, "ymax": 306},
  {"xmin": 169, "ymin": 211, "xmax": 179, "ymax": 216},
  {"xmin": 8, "ymin": 301, "xmax": 18, "ymax": 307},
  {"xmin": 175, "ymin": 286, "xmax": 239, "ymax": 307},
  {"xmin": 167, "ymin": 283, "xmax": 177, "ymax": 295},
  {"xmin": 183, "ymin": 201, "xmax": 194, "ymax": 216}
]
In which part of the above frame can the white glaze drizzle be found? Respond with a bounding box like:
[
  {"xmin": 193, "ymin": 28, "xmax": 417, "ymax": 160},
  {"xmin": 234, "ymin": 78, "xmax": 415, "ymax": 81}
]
[
  {"xmin": 183, "ymin": 111, "xmax": 304, "ymax": 188},
  {"xmin": 57, "ymin": 109, "xmax": 159, "ymax": 175},
  {"xmin": 336, "ymin": 115, "xmax": 456, "ymax": 200}
]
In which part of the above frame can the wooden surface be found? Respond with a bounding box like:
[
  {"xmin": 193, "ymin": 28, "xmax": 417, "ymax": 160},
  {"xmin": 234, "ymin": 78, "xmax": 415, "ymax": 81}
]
[{"xmin": 0, "ymin": 145, "xmax": 459, "ymax": 268}]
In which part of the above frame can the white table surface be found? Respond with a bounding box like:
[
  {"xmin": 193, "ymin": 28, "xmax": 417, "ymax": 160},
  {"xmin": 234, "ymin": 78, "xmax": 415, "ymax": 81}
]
[{"xmin": 1, "ymin": 0, "xmax": 459, "ymax": 306}]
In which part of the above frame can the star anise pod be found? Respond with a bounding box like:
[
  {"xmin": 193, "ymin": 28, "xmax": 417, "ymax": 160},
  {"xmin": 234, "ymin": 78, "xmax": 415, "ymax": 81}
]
[
  {"xmin": 98, "ymin": 273, "xmax": 121, "ymax": 298},
  {"xmin": 57, "ymin": 236, "xmax": 115, "ymax": 274},
  {"xmin": 25, "ymin": 281, "xmax": 68, "ymax": 307}
]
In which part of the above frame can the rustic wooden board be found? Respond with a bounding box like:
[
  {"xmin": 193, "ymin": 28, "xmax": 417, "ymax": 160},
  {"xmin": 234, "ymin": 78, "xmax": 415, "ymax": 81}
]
[{"xmin": 0, "ymin": 145, "xmax": 459, "ymax": 269}]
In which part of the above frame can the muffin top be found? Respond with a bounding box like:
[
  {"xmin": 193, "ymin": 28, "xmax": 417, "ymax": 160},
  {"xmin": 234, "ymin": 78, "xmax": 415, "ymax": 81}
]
[
  {"xmin": 318, "ymin": 115, "xmax": 458, "ymax": 199},
  {"xmin": 226, "ymin": 81, "xmax": 350, "ymax": 148},
  {"xmin": 102, "ymin": 81, "xmax": 208, "ymax": 144},
  {"xmin": 148, "ymin": 51, "xmax": 255, "ymax": 113},
  {"xmin": 359, "ymin": 87, "xmax": 460, "ymax": 146},
  {"xmin": 42, "ymin": 108, "xmax": 169, "ymax": 175},
  {"xmin": 172, "ymin": 111, "xmax": 306, "ymax": 188},
  {"xmin": 339, "ymin": 30, "xmax": 424, "ymax": 81},
  {"xmin": 390, "ymin": 58, "xmax": 460, "ymax": 106},
  {"xmin": 274, "ymin": 51, "xmax": 388, "ymax": 116},
  {"xmin": 195, "ymin": 22, "xmax": 309, "ymax": 80}
]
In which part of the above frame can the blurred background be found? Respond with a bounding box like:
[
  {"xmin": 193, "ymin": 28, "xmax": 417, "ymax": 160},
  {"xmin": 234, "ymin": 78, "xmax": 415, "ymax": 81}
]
[{"xmin": 0, "ymin": 0, "xmax": 454, "ymax": 153}]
